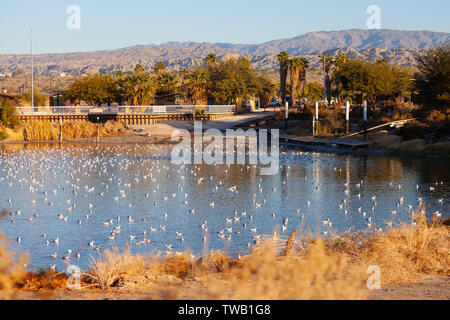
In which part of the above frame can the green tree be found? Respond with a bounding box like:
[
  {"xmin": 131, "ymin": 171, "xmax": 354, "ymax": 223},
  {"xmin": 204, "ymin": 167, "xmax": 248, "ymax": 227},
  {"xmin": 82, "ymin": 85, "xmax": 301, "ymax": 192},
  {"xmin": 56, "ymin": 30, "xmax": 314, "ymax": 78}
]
[
  {"xmin": 156, "ymin": 72, "xmax": 179, "ymax": 96},
  {"xmin": 118, "ymin": 71, "xmax": 156, "ymax": 106},
  {"xmin": 0, "ymin": 98, "xmax": 21, "ymax": 128},
  {"xmin": 153, "ymin": 61, "xmax": 167, "ymax": 75},
  {"xmin": 18, "ymin": 89, "xmax": 47, "ymax": 106},
  {"xmin": 205, "ymin": 54, "xmax": 218, "ymax": 69},
  {"xmin": 414, "ymin": 44, "xmax": 450, "ymax": 110},
  {"xmin": 134, "ymin": 64, "xmax": 146, "ymax": 74},
  {"xmin": 304, "ymin": 82, "xmax": 324, "ymax": 102},
  {"xmin": 64, "ymin": 74, "xmax": 116, "ymax": 106},
  {"xmin": 207, "ymin": 57, "xmax": 262, "ymax": 105},
  {"xmin": 184, "ymin": 68, "xmax": 208, "ymax": 105}
]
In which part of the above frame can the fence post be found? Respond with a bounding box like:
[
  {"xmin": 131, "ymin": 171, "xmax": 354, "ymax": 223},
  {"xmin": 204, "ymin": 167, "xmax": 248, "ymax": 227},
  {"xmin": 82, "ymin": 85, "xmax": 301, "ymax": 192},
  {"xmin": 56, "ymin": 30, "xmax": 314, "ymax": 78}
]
[
  {"xmin": 59, "ymin": 117, "xmax": 63, "ymax": 143},
  {"xmin": 312, "ymin": 116, "xmax": 315, "ymax": 136},
  {"xmin": 96, "ymin": 117, "xmax": 100, "ymax": 143},
  {"xmin": 346, "ymin": 101, "xmax": 350, "ymax": 134},
  {"xmin": 363, "ymin": 100, "xmax": 368, "ymax": 141},
  {"xmin": 285, "ymin": 101, "xmax": 289, "ymax": 131}
]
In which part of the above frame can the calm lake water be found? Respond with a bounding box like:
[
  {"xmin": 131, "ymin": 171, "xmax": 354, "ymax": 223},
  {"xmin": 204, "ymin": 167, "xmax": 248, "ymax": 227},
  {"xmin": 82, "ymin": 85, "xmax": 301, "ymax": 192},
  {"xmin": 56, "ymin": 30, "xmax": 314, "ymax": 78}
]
[{"xmin": 0, "ymin": 143, "xmax": 448, "ymax": 271}]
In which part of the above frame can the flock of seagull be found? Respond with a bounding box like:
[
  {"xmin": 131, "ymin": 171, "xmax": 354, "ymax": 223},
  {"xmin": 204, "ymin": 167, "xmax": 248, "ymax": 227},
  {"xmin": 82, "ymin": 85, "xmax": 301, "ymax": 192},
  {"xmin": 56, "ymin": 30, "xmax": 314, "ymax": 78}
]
[{"xmin": 0, "ymin": 144, "xmax": 447, "ymax": 271}]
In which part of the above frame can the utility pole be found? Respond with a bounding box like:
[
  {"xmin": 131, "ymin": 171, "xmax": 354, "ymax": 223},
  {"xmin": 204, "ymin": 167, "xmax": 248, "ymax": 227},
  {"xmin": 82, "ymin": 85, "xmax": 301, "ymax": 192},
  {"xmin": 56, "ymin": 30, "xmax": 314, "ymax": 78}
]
[
  {"xmin": 323, "ymin": 55, "xmax": 326, "ymax": 106},
  {"xmin": 31, "ymin": 28, "xmax": 34, "ymax": 110}
]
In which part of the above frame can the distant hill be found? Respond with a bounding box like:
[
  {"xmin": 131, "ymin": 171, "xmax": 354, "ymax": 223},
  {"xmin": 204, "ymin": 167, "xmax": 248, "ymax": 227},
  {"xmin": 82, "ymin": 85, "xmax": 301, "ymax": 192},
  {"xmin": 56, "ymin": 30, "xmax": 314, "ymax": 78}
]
[{"xmin": 0, "ymin": 29, "xmax": 448, "ymax": 76}]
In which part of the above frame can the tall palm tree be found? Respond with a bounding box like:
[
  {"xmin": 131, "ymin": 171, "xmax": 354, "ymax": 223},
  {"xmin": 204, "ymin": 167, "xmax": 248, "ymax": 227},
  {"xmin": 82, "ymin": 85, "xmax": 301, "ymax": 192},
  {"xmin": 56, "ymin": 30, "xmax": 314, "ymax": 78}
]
[
  {"xmin": 185, "ymin": 68, "xmax": 208, "ymax": 105},
  {"xmin": 333, "ymin": 51, "xmax": 348, "ymax": 105},
  {"xmin": 157, "ymin": 71, "xmax": 179, "ymax": 95},
  {"xmin": 322, "ymin": 54, "xmax": 333, "ymax": 105},
  {"xmin": 297, "ymin": 57, "xmax": 309, "ymax": 102},
  {"xmin": 180, "ymin": 68, "xmax": 191, "ymax": 104},
  {"xmin": 119, "ymin": 72, "xmax": 155, "ymax": 106},
  {"xmin": 277, "ymin": 51, "xmax": 290, "ymax": 105},
  {"xmin": 288, "ymin": 58, "xmax": 302, "ymax": 106}
]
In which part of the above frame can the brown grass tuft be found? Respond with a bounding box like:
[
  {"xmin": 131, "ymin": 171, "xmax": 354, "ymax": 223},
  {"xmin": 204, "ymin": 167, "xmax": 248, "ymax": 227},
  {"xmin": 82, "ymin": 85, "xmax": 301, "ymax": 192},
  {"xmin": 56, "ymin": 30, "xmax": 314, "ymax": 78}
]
[
  {"xmin": 0, "ymin": 226, "xmax": 28, "ymax": 299},
  {"xmin": 354, "ymin": 205, "xmax": 449, "ymax": 284}
]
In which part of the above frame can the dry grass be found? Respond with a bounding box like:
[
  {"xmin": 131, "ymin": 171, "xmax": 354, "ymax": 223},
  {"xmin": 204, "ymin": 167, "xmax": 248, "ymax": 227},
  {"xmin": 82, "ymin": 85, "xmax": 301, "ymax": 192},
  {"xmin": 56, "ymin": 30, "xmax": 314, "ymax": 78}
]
[
  {"xmin": 81, "ymin": 206, "xmax": 448, "ymax": 300},
  {"xmin": 1, "ymin": 206, "xmax": 448, "ymax": 300},
  {"xmin": 18, "ymin": 120, "xmax": 124, "ymax": 141},
  {"xmin": 357, "ymin": 205, "xmax": 449, "ymax": 284},
  {"xmin": 0, "ymin": 210, "xmax": 28, "ymax": 300}
]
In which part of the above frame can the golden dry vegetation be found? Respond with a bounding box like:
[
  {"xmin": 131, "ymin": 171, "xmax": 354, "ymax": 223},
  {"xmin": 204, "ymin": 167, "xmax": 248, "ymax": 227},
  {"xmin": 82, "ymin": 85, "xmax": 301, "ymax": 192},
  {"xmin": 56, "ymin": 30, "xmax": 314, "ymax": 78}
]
[
  {"xmin": 1, "ymin": 206, "xmax": 448, "ymax": 300},
  {"xmin": 0, "ymin": 120, "xmax": 125, "ymax": 142}
]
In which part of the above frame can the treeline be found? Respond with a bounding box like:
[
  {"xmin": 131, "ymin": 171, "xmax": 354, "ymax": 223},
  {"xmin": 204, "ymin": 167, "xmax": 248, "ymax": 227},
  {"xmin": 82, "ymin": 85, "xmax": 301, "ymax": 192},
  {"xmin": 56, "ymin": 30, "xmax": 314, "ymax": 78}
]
[
  {"xmin": 62, "ymin": 44, "xmax": 449, "ymax": 110},
  {"xmin": 277, "ymin": 44, "xmax": 449, "ymax": 111},
  {"xmin": 276, "ymin": 51, "xmax": 412, "ymax": 107},
  {"xmin": 63, "ymin": 55, "xmax": 275, "ymax": 107}
]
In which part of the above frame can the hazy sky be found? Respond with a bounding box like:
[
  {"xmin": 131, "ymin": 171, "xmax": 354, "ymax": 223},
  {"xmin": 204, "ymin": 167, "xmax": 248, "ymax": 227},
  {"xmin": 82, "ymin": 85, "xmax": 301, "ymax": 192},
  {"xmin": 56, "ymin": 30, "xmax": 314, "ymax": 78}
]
[{"xmin": 1, "ymin": 0, "xmax": 449, "ymax": 54}]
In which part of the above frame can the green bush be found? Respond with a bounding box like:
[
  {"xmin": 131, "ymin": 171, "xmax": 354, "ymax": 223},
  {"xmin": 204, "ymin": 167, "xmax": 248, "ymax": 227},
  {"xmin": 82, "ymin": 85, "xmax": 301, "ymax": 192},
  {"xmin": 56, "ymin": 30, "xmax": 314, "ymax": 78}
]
[
  {"xmin": 0, "ymin": 131, "xmax": 6, "ymax": 140},
  {"xmin": 0, "ymin": 98, "xmax": 21, "ymax": 129}
]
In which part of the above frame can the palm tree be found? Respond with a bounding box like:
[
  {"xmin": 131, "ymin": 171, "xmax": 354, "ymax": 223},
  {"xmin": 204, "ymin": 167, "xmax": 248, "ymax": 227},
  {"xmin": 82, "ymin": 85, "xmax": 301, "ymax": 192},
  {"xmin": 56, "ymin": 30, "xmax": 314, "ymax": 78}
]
[
  {"xmin": 205, "ymin": 54, "xmax": 218, "ymax": 69},
  {"xmin": 297, "ymin": 57, "xmax": 309, "ymax": 103},
  {"xmin": 288, "ymin": 58, "xmax": 302, "ymax": 106},
  {"xmin": 119, "ymin": 72, "xmax": 156, "ymax": 106},
  {"xmin": 134, "ymin": 63, "xmax": 145, "ymax": 74},
  {"xmin": 157, "ymin": 71, "xmax": 179, "ymax": 96},
  {"xmin": 153, "ymin": 61, "xmax": 166, "ymax": 75},
  {"xmin": 333, "ymin": 52, "xmax": 348, "ymax": 105},
  {"xmin": 277, "ymin": 51, "xmax": 290, "ymax": 106},
  {"xmin": 185, "ymin": 68, "xmax": 208, "ymax": 105},
  {"xmin": 322, "ymin": 54, "xmax": 333, "ymax": 105}
]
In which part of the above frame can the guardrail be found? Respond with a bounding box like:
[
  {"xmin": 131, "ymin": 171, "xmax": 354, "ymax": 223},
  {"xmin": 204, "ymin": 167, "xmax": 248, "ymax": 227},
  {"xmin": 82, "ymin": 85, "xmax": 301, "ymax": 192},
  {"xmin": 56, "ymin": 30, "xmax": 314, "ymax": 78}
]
[{"xmin": 16, "ymin": 105, "xmax": 235, "ymax": 115}]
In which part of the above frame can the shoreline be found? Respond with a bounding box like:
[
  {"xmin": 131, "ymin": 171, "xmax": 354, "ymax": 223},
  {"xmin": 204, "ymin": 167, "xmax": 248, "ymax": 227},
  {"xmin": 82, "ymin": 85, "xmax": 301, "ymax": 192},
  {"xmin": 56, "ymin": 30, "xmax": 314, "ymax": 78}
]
[{"xmin": 1, "ymin": 135, "xmax": 447, "ymax": 160}]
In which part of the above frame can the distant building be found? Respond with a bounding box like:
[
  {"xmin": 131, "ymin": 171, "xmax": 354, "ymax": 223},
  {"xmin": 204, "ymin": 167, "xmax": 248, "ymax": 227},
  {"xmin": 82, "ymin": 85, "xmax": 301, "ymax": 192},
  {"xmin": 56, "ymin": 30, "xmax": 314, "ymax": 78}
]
[{"xmin": 0, "ymin": 92, "xmax": 19, "ymax": 105}]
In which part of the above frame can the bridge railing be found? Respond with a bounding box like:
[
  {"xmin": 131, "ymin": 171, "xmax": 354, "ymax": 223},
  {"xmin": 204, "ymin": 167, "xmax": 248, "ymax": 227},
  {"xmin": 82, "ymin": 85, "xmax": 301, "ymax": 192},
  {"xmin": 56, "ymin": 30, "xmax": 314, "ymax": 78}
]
[{"xmin": 16, "ymin": 105, "xmax": 236, "ymax": 115}]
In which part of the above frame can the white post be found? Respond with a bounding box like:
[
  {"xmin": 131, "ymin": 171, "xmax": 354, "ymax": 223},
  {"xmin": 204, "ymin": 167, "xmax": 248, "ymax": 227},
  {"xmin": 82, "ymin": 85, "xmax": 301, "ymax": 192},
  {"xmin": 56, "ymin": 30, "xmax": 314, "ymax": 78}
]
[
  {"xmin": 312, "ymin": 116, "xmax": 315, "ymax": 136},
  {"xmin": 363, "ymin": 100, "xmax": 368, "ymax": 140},
  {"xmin": 346, "ymin": 101, "xmax": 350, "ymax": 134},
  {"xmin": 346, "ymin": 101, "xmax": 350, "ymax": 121},
  {"xmin": 315, "ymin": 101, "xmax": 319, "ymax": 120},
  {"xmin": 285, "ymin": 101, "xmax": 289, "ymax": 131},
  {"xmin": 285, "ymin": 101, "xmax": 289, "ymax": 119},
  {"xmin": 363, "ymin": 101, "xmax": 368, "ymax": 122}
]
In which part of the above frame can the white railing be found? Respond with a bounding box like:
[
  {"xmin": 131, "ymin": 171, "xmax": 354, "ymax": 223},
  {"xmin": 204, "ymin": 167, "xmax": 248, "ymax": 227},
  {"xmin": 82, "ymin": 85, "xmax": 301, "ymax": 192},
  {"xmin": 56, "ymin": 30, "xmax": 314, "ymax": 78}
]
[{"xmin": 16, "ymin": 105, "xmax": 236, "ymax": 115}]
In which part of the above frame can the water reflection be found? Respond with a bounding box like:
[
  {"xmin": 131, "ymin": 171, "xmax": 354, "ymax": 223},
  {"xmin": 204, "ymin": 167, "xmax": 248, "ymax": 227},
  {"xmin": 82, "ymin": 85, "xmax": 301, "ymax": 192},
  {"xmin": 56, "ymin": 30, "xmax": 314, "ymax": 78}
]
[{"xmin": 0, "ymin": 143, "xmax": 448, "ymax": 271}]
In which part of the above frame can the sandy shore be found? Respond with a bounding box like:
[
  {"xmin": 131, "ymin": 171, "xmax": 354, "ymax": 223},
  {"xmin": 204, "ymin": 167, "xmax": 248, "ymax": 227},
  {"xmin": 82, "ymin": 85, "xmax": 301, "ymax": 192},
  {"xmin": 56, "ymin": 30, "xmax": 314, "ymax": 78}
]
[{"xmin": 4, "ymin": 275, "xmax": 449, "ymax": 300}]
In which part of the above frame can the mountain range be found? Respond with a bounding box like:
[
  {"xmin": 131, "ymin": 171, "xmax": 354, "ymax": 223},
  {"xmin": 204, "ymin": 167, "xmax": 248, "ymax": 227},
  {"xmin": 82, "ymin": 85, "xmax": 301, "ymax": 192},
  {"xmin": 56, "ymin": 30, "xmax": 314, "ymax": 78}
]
[{"xmin": 0, "ymin": 29, "xmax": 448, "ymax": 76}]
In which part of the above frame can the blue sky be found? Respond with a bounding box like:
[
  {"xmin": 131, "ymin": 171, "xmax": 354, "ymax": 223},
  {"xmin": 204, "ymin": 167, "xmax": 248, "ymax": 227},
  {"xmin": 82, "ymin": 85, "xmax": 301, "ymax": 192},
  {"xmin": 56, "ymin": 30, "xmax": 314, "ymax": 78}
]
[{"xmin": 0, "ymin": 0, "xmax": 449, "ymax": 54}]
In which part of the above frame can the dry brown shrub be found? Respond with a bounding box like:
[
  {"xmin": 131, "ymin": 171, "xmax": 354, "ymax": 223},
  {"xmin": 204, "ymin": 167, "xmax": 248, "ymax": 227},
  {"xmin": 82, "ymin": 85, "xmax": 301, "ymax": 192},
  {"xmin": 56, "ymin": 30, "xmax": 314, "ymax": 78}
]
[
  {"xmin": 101, "ymin": 120, "xmax": 125, "ymax": 136},
  {"xmin": 354, "ymin": 205, "xmax": 450, "ymax": 284},
  {"xmin": 22, "ymin": 120, "xmax": 58, "ymax": 141},
  {"xmin": 0, "ymin": 211, "xmax": 28, "ymax": 300},
  {"xmin": 77, "ymin": 206, "xmax": 450, "ymax": 299}
]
